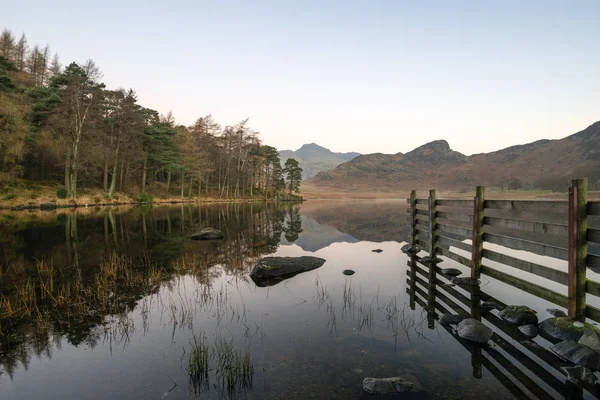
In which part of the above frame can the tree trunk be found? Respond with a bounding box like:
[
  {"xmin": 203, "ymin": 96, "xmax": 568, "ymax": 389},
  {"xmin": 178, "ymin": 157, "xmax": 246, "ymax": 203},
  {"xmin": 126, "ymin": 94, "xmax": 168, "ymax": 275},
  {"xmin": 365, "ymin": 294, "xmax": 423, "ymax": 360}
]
[
  {"xmin": 142, "ymin": 157, "xmax": 147, "ymax": 192},
  {"xmin": 103, "ymin": 153, "xmax": 109, "ymax": 191},
  {"xmin": 108, "ymin": 143, "xmax": 120, "ymax": 197},
  {"xmin": 180, "ymin": 173, "xmax": 185, "ymax": 199},
  {"xmin": 119, "ymin": 157, "xmax": 125, "ymax": 191},
  {"xmin": 166, "ymin": 170, "xmax": 171, "ymax": 194},
  {"xmin": 64, "ymin": 148, "xmax": 71, "ymax": 194}
]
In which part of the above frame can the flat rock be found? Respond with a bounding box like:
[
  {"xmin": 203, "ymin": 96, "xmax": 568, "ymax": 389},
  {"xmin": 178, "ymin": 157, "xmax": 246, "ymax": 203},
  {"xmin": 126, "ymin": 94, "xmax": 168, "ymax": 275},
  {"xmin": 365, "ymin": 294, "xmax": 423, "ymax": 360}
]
[
  {"xmin": 456, "ymin": 318, "xmax": 493, "ymax": 343},
  {"xmin": 561, "ymin": 365, "xmax": 598, "ymax": 386},
  {"xmin": 249, "ymin": 256, "xmax": 326, "ymax": 286},
  {"xmin": 539, "ymin": 317, "xmax": 588, "ymax": 342},
  {"xmin": 518, "ymin": 324, "xmax": 538, "ymax": 338},
  {"xmin": 481, "ymin": 301, "xmax": 504, "ymax": 311},
  {"xmin": 439, "ymin": 313, "xmax": 465, "ymax": 325},
  {"xmin": 362, "ymin": 377, "xmax": 414, "ymax": 395},
  {"xmin": 343, "ymin": 269, "xmax": 355, "ymax": 276},
  {"xmin": 546, "ymin": 308, "xmax": 567, "ymax": 318},
  {"xmin": 441, "ymin": 268, "xmax": 462, "ymax": 277},
  {"xmin": 372, "ymin": 249, "xmax": 383, "ymax": 253},
  {"xmin": 498, "ymin": 305, "xmax": 538, "ymax": 326},
  {"xmin": 550, "ymin": 341, "xmax": 600, "ymax": 370},
  {"xmin": 579, "ymin": 328, "xmax": 600, "ymax": 353},
  {"xmin": 420, "ymin": 256, "xmax": 443, "ymax": 264},
  {"xmin": 451, "ymin": 277, "xmax": 480, "ymax": 287},
  {"xmin": 401, "ymin": 244, "xmax": 421, "ymax": 254},
  {"xmin": 190, "ymin": 228, "xmax": 224, "ymax": 240}
]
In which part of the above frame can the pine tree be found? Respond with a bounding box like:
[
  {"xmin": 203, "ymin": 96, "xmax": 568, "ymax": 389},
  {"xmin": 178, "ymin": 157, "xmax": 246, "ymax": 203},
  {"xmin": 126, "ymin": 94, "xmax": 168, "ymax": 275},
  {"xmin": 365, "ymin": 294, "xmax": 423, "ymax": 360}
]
[{"xmin": 283, "ymin": 158, "xmax": 302, "ymax": 195}]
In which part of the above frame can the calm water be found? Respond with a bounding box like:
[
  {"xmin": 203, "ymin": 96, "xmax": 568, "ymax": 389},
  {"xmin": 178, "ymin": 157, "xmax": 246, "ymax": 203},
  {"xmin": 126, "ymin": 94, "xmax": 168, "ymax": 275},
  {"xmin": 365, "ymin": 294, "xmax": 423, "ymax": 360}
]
[{"xmin": 0, "ymin": 201, "xmax": 592, "ymax": 399}]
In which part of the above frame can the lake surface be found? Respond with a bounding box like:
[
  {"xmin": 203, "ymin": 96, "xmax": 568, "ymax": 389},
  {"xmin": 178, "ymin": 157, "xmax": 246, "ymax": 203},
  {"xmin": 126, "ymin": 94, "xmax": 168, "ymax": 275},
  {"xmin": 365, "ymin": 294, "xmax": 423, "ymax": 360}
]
[{"xmin": 0, "ymin": 200, "xmax": 594, "ymax": 399}]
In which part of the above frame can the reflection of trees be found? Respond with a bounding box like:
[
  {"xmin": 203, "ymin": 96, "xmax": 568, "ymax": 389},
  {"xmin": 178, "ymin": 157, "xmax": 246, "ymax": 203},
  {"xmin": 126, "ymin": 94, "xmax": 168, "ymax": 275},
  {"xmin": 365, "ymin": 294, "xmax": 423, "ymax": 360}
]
[
  {"xmin": 0, "ymin": 203, "xmax": 282, "ymax": 378},
  {"xmin": 283, "ymin": 205, "xmax": 303, "ymax": 243}
]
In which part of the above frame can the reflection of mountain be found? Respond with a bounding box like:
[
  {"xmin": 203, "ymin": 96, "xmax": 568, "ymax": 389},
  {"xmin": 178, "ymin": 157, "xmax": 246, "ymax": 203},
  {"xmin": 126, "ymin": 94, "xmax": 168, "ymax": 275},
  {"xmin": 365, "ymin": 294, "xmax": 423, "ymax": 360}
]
[
  {"xmin": 299, "ymin": 200, "xmax": 410, "ymax": 243},
  {"xmin": 280, "ymin": 216, "xmax": 358, "ymax": 252}
]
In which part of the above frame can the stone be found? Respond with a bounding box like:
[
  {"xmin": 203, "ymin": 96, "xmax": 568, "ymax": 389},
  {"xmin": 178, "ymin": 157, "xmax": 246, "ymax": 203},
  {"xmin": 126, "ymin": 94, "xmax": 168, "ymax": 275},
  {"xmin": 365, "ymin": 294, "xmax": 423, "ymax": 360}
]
[
  {"xmin": 579, "ymin": 328, "xmax": 600, "ymax": 353},
  {"xmin": 574, "ymin": 322, "xmax": 585, "ymax": 328},
  {"xmin": 439, "ymin": 313, "xmax": 465, "ymax": 325},
  {"xmin": 456, "ymin": 318, "xmax": 493, "ymax": 343},
  {"xmin": 546, "ymin": 308, "xmax": 567, "ymax": 318},
  {"xmin": 401, "ymin": 244, "xmax": 421, "ymax": 254},
  {"xmin": 362, "ymin": 377, "xmax": 414, "ymax": 395},
  {"xmin": 372, "ymin": 249, "xmax": 383, "ymax": 253},
  {"xmin": 481, "ymin": 301, "xmax": 504, "ymax": 311},
  {"xmin": 498, "ymin": 305, "xmax": 538, "ymax": 326},
  {"xmin": 420, "ymin": 256, "xmax": 443, "ymax": 264},
  {"xmin": 550, "ymin": 341, "xmax": 600, "ymax": 370},
  {"xmin": 343, "ymin": 269, "xmax": 355, "ymax": 276},
  {"xmin": 561, "ymin": 365, "xmax": 598, "ymax": 386},
  {"xmin": 539, "ymin": 317, "xmax": 589, "ymax": 342},
  {"xmin": 451, "ymin": 277, "xmax": 480, "ymax": 287},
  {"xmin": 190, "ymin": 228, "xmax": 224, "ymax": 240},
  {"xmin": 518, "ymin": 324, "xmax": 538, "ymax": 338},
  {"xmin": 441, "ymin": 268, "xmax": 462, "ymax": 277},
  {"xmin": 249, "ymin": 256, "xmax": 326, "ymax": 286}
]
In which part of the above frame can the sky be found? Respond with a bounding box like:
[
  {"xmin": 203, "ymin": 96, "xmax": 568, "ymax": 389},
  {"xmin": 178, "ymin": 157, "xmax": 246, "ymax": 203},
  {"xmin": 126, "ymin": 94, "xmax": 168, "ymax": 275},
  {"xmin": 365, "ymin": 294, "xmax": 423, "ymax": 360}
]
[{"xmin": 4, "ymin": 0, "xmax": 600, "ymax": 155}]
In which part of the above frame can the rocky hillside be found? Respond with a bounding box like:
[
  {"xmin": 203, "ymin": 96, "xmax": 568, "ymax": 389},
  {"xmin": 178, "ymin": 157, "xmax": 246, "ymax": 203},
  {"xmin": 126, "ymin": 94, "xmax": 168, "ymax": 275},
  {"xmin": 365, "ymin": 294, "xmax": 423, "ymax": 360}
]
[
  {"xmin": 308, "ymin": 122, "xmax": 600, "ymax": 192},
  {"xmin": 279, "ymin": 143, "xmax": 360, "ymax": 180}
]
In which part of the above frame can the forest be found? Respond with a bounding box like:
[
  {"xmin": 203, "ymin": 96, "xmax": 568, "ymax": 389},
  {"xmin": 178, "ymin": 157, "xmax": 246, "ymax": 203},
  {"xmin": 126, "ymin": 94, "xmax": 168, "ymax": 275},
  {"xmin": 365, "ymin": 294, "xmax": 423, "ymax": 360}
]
[{"xmin": 0, "ymin": 29, "xmax": 302, "ymax": 204}]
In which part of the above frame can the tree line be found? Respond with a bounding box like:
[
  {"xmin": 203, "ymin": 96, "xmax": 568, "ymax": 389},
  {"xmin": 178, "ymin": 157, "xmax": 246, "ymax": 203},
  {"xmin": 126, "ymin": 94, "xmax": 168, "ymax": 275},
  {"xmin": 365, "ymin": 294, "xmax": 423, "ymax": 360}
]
[{"xmin": 0, "ymin": 28, "xmax": 302, "ymax": 201}]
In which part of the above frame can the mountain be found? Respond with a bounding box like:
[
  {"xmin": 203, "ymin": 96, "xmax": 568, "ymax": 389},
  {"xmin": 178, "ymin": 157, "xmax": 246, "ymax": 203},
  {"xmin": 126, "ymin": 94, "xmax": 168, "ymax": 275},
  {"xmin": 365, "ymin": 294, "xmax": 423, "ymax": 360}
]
[
  {"xmin": 279, "ymin": 143, "xmax": 360, "ymax": 180},
  {"xmin": 307, "ymin": 122, "xmax": 600, "ymax": 192}
]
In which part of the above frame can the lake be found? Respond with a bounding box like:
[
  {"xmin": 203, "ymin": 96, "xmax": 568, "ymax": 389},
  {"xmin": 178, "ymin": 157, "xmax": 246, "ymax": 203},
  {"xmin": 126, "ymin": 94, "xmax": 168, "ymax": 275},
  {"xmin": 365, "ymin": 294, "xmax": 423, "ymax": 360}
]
[{"xmin": 0, "ymin": 200, "xmax": 595, "ymax": 399}]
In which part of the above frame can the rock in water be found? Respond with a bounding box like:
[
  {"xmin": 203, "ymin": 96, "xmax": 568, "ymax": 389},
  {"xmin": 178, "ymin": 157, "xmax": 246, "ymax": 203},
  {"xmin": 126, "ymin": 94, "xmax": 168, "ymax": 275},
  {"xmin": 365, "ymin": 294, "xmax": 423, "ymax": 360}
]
[
  {"xmin": 362, "ymin": 377, "xmax": 414, "ymax": 395},
  {"xmin": 561, "ymin": 365, "xmax": 598, "ymax": 386},
  {"xmin": 441, "ymin": 268, "xmax": 462, "ymax": 277},
  {"xmin": 456, "ymin": 318, "xmax": 493, "ymax": 343},
  {"xmin": 498, "ymin": 305, "xmax": 538, "ymax": 326},
  {"xmin": 550, "ymin": 341, "xmax": 600, "ymax": 370},
  {"xmin": 452, "ymin": 277, "xmax": 480, "ymax": 287},
  {"xmin": 190, "ymin": 228, "xmax": 224, "ymax": 240},
  {"xmin": 439, "ymin": 313, "xmax": 465, "ymax": 325},
  {"xmin": 249, "ymin": 256, "xmax": 326, "ymax": 286},
  {"xmin": 420, "ymin": 256, "xmax": 443, "ymax": 264},
  {"xmin": 481, "ymin": 301, "xmax": 504, "ymax": 311},
  {"xmin": 539, "ymin": 317, "xmax": 587, "ymax": 341},
  {"xmin": 372, "ymin": 249, "xmax": 383, "ymax": 253},
  {"xmin": 546, "ymin": 308, "xmax": 567, "ymax": 318},
  {"xmin": 343, "ymin": 269, "xmax": 355, "ymax": 276},
  {"xmin": 401, "ymin": 244, "xmax": 421, "ymax": 254},
  {"xmin": 579, "ymin": 328, "xmax": 600, "ymax": 353},
  {"xmin": 518, "ymin": 324, "xmax": 538, "ymax": 338}
]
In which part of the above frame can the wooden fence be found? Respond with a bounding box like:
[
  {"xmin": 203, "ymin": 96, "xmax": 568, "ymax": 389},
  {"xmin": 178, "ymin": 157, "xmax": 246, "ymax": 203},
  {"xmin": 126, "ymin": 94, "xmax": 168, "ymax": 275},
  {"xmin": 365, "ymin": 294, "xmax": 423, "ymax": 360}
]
[{"xmin": 406, "ymin": 178, "xmax": 600, "ymax": 322}]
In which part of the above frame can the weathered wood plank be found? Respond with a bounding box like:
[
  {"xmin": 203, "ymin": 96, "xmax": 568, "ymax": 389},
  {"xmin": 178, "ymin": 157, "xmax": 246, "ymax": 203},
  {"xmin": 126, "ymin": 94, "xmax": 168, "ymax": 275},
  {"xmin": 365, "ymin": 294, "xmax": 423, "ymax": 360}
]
[
  {"xmin": 416, "ymin": 208, "xmax": 429, "ymax": 217},
  {"xmin": 436, "ymin": 246, "xmax": 471, "ymax": 269},
  {"xmin": 437, "ymin": 223, "xmax": 472, "ymax": 239},
  {"xmin": 586, "ymin": 280, "xmax": 600, "ymax": 298},
  {"xmin": 436, "ymin": 234, "xmax": 472, "ymax": 253},
  {"xmin": 429, "ymin": 190, "xmax": 437, "ymax": 258},
  {"xmin": 589, "ymin": 202, "xmax": 600, "ymax": 216},
  {"xmin": 586, "ymin": 305, "xmax": 600, "ymax": 323},
  {"xmin": 481, "ymin": 248, "xmax": 568, "ymax": 285},
  {"xmin": 483, "ymin": 216, "xmax": 568, "ymax": 237},
  {"xmin": 436, "ymin": 199, "xmax": 474, "ymax": 208},
  {"xmin": 484, "ymin": 200, "xmax": 567, "ymax": 214},
  {"xmin": 483, "ymin": 232, "xmax": 568, "ymax": 260},
  {"xmin": 589, "ymin": 254, "xmax": 600, "ymax": 270},
  {"xmin": 589, "ymin": 228, "xmax": 600, "ymax": 244},
  {"xmin": 480, "ymin": 265, "xmax": 568, "ymax": 308},
  {"xmin": 416, "ymin": 198, "xmax": 428, "ymax": 205},
  {"xmin": 484, "ymin": 208, "xmax": 568, "ymax": 225},
  {"xmin": 569, "ymin": 179, "xmax": 587, "ymax": 321},
  {"xmin": 471, "ymin": 186, "xmax": 485, "ymax": 279},
  {"xmin": 437, "ymin": 211, "xmax": 473, "ymax": 223}
]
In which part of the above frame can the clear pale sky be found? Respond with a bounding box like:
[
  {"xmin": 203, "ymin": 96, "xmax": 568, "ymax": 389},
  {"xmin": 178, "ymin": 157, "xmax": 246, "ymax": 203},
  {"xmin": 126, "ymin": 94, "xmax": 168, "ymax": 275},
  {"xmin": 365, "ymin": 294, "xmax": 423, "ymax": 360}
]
[{"xmin": 5, "ymin": 1, "xmax": 600, "ymax": 155}]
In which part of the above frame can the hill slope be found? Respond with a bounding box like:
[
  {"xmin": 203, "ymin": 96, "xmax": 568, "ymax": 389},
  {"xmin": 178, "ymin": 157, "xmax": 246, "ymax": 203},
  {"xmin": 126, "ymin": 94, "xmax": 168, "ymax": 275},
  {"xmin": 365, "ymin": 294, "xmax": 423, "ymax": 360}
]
[
  {"xmin": 307, "ymin": 122, "xmax": 600, "ymax": 192},
  {"xmin": 279, "ymin": 143, "xmax": 360, "ymax": 180}
]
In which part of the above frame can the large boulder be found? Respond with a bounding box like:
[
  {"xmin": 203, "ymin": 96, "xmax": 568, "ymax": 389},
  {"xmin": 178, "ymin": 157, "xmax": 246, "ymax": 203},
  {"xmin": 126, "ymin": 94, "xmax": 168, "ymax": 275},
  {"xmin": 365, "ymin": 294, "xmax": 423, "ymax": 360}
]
[
  {"xmin": 518, "ymin": 324, "xmax": 538, "ymax": 339},
  {"xmin": 456, "ymin": 318, "xmax": 493, "ymax": 343},
  {"xmin": 561, "ymin": 365, "xmax": 598, "ymax": 386},
  {"xmin": 451, "ymin": 277, "xmax": 480, "ymax": 287},
  {"xmin": 362, "ymin": 377, "xmax": 413, "ymax": 395},
  {"xmin": 190, "ymin": 228, "xmax": 224, "ymax": 240},
  {"xmin": 250, "ymin": 256, "xmax": 326, "ymax": 286},
  {"xmin": 439, "ymin": 313, "xmax": 465, "ymax": 326},
  {"xmin": 441, "ymin": 268, "xmax": 462, "ymax": 277},
  {"xmin": 550, "ymin": 341, "xmax": 600, "ymax": 370},
  {"xmin": 481, "ymin": 301, "xmax": 504, "ymax": 311},
  {"xmin": 546, "ymin": 308, "xmax": 567, "ymax": 318},
  {"xmin": 498, "ymin": 305, "xmax": 538, "ymax": 326},
  {"xmin": 539, "ymin": 317, "xmax": 590, "ymax": 342},
  {"xmin": 579, "ymin": 328, "xmax": 600, "ymax": 353}
]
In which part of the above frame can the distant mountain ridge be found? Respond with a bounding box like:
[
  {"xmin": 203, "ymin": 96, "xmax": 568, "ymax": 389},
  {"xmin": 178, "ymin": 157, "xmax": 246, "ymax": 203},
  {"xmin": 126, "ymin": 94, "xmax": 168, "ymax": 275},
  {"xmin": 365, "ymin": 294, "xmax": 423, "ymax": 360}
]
[
  {"xmin": 308, "ymin": 121, "xmax": 600, "ymax": 191},
  {"xmin": 279, "ymin": 143, "xmax": 360, "ymax": 180}
]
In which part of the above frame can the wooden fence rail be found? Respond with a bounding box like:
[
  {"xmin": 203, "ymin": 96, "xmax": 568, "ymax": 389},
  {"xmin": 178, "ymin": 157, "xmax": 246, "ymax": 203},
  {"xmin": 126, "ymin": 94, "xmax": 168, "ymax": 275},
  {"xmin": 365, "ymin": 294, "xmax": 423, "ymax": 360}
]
[{"xmin": 406, "ymin": 178, "xmax": 600, "ymax": 322}]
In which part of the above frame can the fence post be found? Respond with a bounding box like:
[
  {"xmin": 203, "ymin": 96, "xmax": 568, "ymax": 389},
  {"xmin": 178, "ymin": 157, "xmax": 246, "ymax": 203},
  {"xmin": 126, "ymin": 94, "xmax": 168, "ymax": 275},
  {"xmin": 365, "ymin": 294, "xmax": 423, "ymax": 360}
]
[
  {"xmin": 410, "ymin": 190, "xmax": 417, "ymax": 245},
  {"xmin": 428, "ymin": 189, "xmax": 437, "ymax": 257},
  {"xmin": 470, "ymin": 186, "xmax": 485, "ymax": 279},
  {"xmin": 568, "ymin": 178, "xmax": 588, "ymax": 321}
]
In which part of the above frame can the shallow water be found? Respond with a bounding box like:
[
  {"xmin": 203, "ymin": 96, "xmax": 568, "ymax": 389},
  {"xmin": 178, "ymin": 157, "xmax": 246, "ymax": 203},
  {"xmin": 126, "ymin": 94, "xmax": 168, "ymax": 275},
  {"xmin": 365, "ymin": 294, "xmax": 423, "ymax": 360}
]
[{"xmin": 0, "ymin": 201, "xmax": 594, "ymax": 399}]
